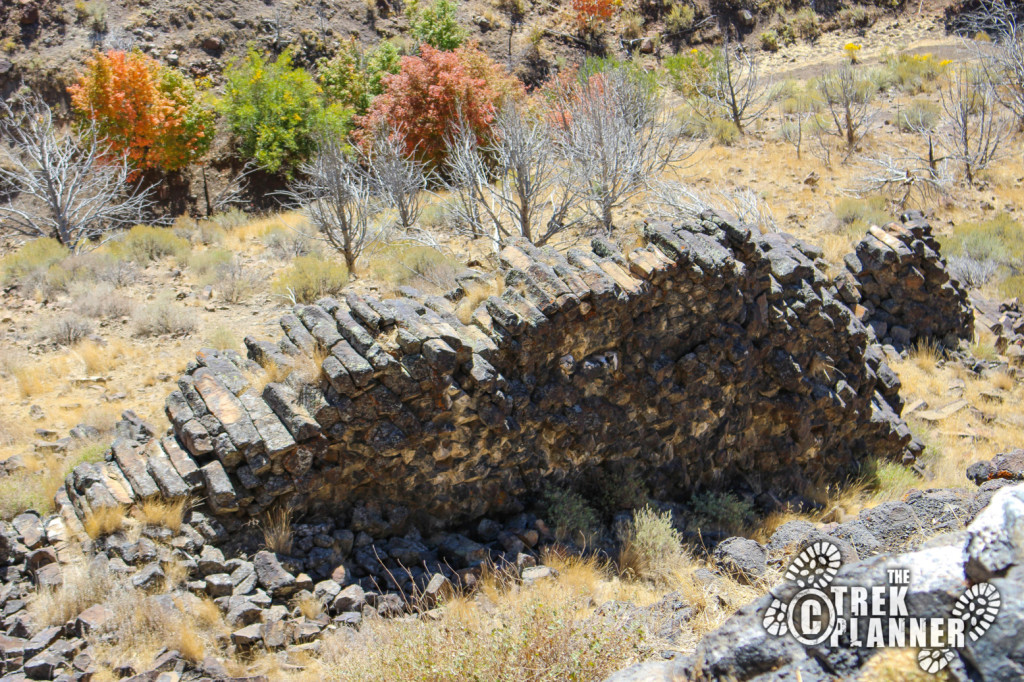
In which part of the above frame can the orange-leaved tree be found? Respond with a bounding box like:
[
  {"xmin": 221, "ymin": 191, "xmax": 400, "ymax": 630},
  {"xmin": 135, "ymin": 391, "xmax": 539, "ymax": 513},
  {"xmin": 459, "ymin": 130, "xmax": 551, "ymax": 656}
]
[
  {"xmin": 571, "ymin": 0, "xmax": 616, "ymax": 33},
  {"xmin": 68, "ymin": 50, "xmax": 214, "ymax": 172},
  {"xmin": 358, "ymin": 43, "xmax": 523, "ymax": 168}
]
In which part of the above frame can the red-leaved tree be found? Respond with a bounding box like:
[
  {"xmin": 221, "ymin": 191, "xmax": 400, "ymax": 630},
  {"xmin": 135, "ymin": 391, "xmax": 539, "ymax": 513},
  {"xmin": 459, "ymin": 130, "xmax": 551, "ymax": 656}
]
[
  {"xmin": 68, "ymin": 50, "xmax": 213, "ymax": 172},
  {"xmin": 358, "ymin": 43, "xmax": 523, "ymax": 168}
]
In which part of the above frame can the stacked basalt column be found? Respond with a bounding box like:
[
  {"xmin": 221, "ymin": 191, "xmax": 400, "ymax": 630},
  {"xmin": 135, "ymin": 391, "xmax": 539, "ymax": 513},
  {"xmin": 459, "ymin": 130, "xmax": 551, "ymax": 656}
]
[
  {"xmin": 835, "ymin": 211, "xmax": 974, "ymax": 350},
  {"xmin": 60, "ymin": 212, "xmax": 916, "ymax": 530}
]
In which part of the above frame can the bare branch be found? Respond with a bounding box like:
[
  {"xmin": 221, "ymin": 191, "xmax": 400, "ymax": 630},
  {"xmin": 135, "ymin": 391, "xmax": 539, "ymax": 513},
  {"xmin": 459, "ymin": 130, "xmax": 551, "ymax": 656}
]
[
  {"xmin": 553, "ymin": 64, "xmax": 691, "ymax": 232},
  {"xmin": 935, "ymin": 65, "xmax": 1011, "ymax": 183},
  {"xmin": 814, "ymin": 64, "xmax": 876, "ymax": 162},
  {"xmin": 361, "ymin": 124, "xmax": 428, "ymax": 231},
  {"xmin": 284, "ymin": 140, "xmax": 384, "ymax": 272},
  {"xmin": 0, "ymin": 95, "xmax": 155, "ymax": 253},
  {"xmin": 650, "ymin": 180, "xmax": 778, "ymax": 234},
  {"xmin": 954, "ymin": 0, "xmax": 1024, "ymax": 125},
  {"xmin": 687, "ymin": 37, "xmax": 772, "ymax": 134}
]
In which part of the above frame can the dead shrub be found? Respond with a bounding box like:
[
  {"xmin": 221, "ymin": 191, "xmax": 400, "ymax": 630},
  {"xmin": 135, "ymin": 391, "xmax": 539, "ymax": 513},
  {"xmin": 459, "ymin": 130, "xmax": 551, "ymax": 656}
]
[
  {"xmin": 132, "ymin": 296, "xmax": 198, "ymax": 338},
  {"xmin": 40, "ymin": 314, "xmax": 93, "ymax": 346}
]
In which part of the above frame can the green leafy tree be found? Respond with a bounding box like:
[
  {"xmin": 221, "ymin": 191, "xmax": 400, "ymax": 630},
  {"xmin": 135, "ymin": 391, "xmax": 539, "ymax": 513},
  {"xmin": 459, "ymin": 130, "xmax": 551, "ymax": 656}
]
[
  {"xmin": 409, "ymin": 0, "xmax": 467, "ymax": 51},
  {"xmin": 318, "ymin": 39, "xmax": 401, "ymax": 116},
  {"xmin": 221, "ymin": 48, "xmax": 350, "ymax": 176}
]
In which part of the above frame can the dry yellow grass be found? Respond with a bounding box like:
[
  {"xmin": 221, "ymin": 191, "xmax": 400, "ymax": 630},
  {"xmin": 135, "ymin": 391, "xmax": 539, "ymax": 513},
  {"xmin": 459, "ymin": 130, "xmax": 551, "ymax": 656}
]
[
  {"xmin": 29, "ymin": 561, "xmax": 115, "ymax": 628},
  {"xmin": 294, "ymin": 592, "xmax": 325, "ymax": 620},
  {"xmin": 73, "ymin": 338, "xmax": 135, "ymax": 375},
  {"xmin": 83, "ymin": 505, "xmax": 128, "ymax": 540},
  {"xmin": 136, "ymin": 497, "xmax": 188, "ymax": 532},
  {"xmin": 12, "ymin": 364, "xmax": 53, "ymax": 398},
  {"xmin": 456, "ymin": 277, "xmax": 505, "ymax": 325},
  {"xmin": 260, "ymin": 506, "xmax": 293, "ymax": 554},
  {"xmin": 295, "ymin": 345, "xmax": 329, "ymax": 386},
  {"xmin": 223, "ymin": 211, "xmax": 310, "ymax": 251},
  {"xmin": 88, "ymin": 588, "xmax": 228, "ymax": 678}
]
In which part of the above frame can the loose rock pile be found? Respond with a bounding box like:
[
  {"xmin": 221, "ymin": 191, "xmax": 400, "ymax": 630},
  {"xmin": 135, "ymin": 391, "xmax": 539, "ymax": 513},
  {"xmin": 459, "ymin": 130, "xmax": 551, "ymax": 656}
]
[
  {"xmin": 610, "ymin": 469, "xmax": 1024, "ymax": 682},
  {"xmin": 991, "ymin": 299, "xmax": 1024, "ymax": 365},
  {"xmin": 835, "ymin": 212, "xmax": 974, "ymax": 350}
]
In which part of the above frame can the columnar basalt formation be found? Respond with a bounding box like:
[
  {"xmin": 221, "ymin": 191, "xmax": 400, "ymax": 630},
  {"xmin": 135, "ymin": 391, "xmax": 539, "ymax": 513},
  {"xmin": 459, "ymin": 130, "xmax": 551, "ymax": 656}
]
[
  {"xmin": 835, "ymin": 212, "xmax": 974, "ymax": 350},
  {"xmin": 56, "ymin": 212, "xmax": 918, "ymax": 534}
]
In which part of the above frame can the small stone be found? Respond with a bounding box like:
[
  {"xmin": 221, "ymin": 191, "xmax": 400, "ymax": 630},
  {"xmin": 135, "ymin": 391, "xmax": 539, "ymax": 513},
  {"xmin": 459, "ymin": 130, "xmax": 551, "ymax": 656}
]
[
  {"xmin": 331, "ymin": 584, "xmax": 365, "ymax": 613},
  {"xmin": 254, "ymin": 551, "xmax": 297, "ymax": 598},
  {"xmin": 205, "ymin": 573, "xmax": 234, "ymax": 598},
  {"xmin": 132, "ymin": 563, "xmax": 166, "ymax": 590},
  {"xmin": 712, "ymin": 537, "xmax": 766, "ymax": 585},
  {"xmin": 230, "ymin": 623, "xmax": 263, "ymax": 648}
]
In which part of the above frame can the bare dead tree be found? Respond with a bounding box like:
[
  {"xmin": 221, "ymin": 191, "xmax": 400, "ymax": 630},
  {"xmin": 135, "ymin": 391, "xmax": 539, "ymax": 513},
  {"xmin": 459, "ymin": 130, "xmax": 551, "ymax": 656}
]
[
  {"xmin": 361, "ymin": 125, "xmax": 428, "ymax": 231},
  {"xmin": 936, "ymin": 66, "xmax": 1010, "ymax": 184},
  {"xmin": 440, "ymin": 103, "xmax": 584, "ymax": 248},
  {"xmin": 440, "ymin": 121, "xmax": 502, "ymax": 243},
  {"xmin": 956, "ymin": 0, "xmax": 1024, "ymax": 126},
  {"xmin": 488, "ymin": 101, "xmax": 583, "ymax": 245},
  {"xmin": 815, "ymin": 65, "xmax": 875, "ymax": 161},
  {"xmin": 779, "ymin": 108, "xmax": 812, "ymax": 159},
  {"xmin": 554, "ymin": 64, "xmax": 688, "ymax": 232},
  {"xmin": 650, "ymin": 180, "xmax": 778, "ymax": 233},
  {"xmin": 688, "ymin": 37, "xmax": 772, "ymax": 134},
  {"xmin": 0, "ymin": 96, "xmax": 154, "ymax": 253},
  {"xmin": 855, "ymin": 152, "xmax": 953, "ymax": 210},
  {"xmin": 286, "ymin": 140, "xmax": 382, "ymax": 272}
]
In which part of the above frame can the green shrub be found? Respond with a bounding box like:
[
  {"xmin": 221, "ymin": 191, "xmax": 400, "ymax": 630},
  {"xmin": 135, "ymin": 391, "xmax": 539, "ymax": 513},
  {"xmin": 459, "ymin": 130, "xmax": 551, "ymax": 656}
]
[
  {"xmin": 664, "ymin": 3, "xmax": 695, "ymax": 34},
  {"xmin": 210, "ymin": 208, "xmax": 251, "ymax": 231},
  {"xmin": 186, "ymin": 247, "xmax": 233, "ymax": 276},
  {"xmin": 944, "ymin": 213, "xmax": 1024, "ymax": 266},
  {"xmin": 865, "ymin": 66, "xmax": 899, "ymax": 93},
  {"xmin": 709, "ymin": 117, "xmax": 740, "ymax": 145},
  {"xmin": 272, "ymin": 255, "xmax": 350, "ymax": 303},
  {"xmin": 663, "ymin": 48, "xmax": 721, "ymax": 98},
  {"xmin": 1, "ymin": 238, "xmax": 68, "ymax": 284},
  {"xmin": 760, "ymin": 30, "xmax": 780, "ymax": 52},
  {"xmin": 221, "ymin": 48, "xmax": 351, "ymax": 176},
  {"xmin": 618, "ymin": 506, "xmax": 684, "ymax": 583},
  {"xmin": 110, "ymin": 225, "xmax": 191, "ymax": 263},
  {"xmin": 318, "ymin": 38, "xmax": 401, "ymax": 116},
  {"xmin": 884, "ymin": 52, "xmax": 949, "ymax": 93},
  {"xmin": 689, "ymin": 490, "xmax": 753, "ymax": 532},
  {"xmin": 897, "ymin": 98, "xmax": 940, "ymax": 132},
  {"xmin": 838, "ymin": 6, "xmax": 872, "ymax": 29},
  {"xmin": 621, "ymin": 12, "xmax": 645, "ymax": 41},
  {"xmin": 409, "ymin": 0, "xmax": 467, "ymax": 51},
  {"xmin": 205, "ymin": 324, "xmax": 241, "ymax": 351},
  {"xmin": 588, "ymin": 471, "xmax": 649, "ymax": 515},
  {"xmin": 542, "ymin": 485, "xmax": 601, "ymax": 545},
  {"xmin": 871, "ymin": 461, "xmax": 920, "ymax": 499},
  {"xmin": 369, "ymin": 243, "xmax": 458, "ymax": 291},
  {"xmin": 999, "ymin": 274, "xmax": 1024, "ymax": 300},
  {"xmin": 791, "ymin": 8, "xmax": 820, "ymax": 40},
  {"xmin": 834, "ymin": 196, "xmax": 891, "ymax": 232}
]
